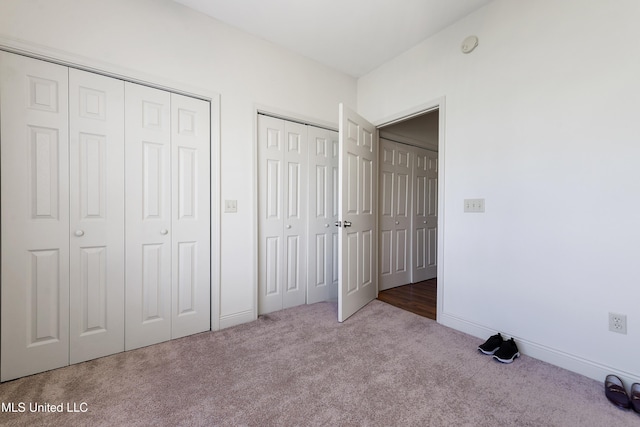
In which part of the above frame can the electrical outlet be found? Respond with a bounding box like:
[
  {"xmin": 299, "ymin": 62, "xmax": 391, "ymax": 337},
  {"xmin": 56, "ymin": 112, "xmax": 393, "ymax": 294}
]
[
  {"xmin": 609, "ymin": 312, "xmax": 627, "ymax": 334},
  {"xmin": 224, "ymin": 200, "xmax": 238, "ymax": 213}
]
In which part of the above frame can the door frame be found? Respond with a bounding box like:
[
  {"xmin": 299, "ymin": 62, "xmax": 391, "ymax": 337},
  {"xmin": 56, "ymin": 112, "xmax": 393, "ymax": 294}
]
[
  {"xmin": 0, "ymin": 37, "xmax": 222, "ymax": 331},
  {"xmin": 371, "ymin": 97, "xmax": 445, "ymax": 322},
  {"xmin": 253, "ymin": 100, "xmax": 444, "ymax": 322}
]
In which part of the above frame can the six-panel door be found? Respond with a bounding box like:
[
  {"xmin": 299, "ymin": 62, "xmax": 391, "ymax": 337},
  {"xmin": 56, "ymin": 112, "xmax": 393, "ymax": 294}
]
[{"xmin": 338, "ymin": 104, "xmax": 378, "ymax": 322}]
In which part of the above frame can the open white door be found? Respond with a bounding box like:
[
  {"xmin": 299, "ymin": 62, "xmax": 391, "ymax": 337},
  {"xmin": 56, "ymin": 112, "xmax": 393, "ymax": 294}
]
[{"xmin": 337, "ymin": 104, "xmax": 377, "ymax": 322}]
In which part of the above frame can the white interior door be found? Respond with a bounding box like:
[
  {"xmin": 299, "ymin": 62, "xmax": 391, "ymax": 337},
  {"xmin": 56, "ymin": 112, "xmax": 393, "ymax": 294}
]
[
  {"xmin": 69, "ymin": 68, "xmax": 125, "ymax": 364},
  {"xmin": 0, "ymin": 52, "xmax": 70, "ymax": 381},
  {"xmin": 125, "ymin": 82, "xmax": 172, "ymax": 350},
  {"xmin": 413, "ymin": 148, "xmax": 438, "ymax": 282},
  {"xmin": 307, "ymin": 126, "xmax": 339, "ymax": 304},
  {"xmin": 379, "ymin": 138, "xmax": 412, "ymax": 290},
  {"xmin": 170, "ymin": 93, "xmax": 211, "ymax": 338},
  {"xmin": 338, "ymin": 104, "xmax": 377, "ymax": 322}
]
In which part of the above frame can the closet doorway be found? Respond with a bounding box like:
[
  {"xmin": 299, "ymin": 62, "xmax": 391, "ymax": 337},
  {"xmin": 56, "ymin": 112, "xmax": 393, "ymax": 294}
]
[{"xmin": 377, "ymin": 109, "xmax": 439, "ymax": 319}]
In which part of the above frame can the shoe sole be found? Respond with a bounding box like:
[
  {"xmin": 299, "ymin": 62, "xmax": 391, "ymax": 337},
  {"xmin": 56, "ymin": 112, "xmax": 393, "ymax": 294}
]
[
  {"xmin": 478, "ymin": 347, "xmax": 500, "ymax": 355},
  {"xmin": 493, "ymin": 352, "xmax": 520, "ymax": 363}
]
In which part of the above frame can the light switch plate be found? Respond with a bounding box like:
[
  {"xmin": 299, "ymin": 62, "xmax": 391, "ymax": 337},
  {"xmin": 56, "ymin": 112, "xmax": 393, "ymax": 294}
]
[
  {"xmin": 224, "ymin": 200, "xmax": 238, "ymax": 213},
  {"xmin": 464, "ymin": 198, "xmax": 485, "ymax": 213}
]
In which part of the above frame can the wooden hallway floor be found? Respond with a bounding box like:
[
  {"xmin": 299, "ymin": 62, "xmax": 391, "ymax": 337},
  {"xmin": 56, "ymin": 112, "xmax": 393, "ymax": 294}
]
[{"xmin": 377, "ymin": 278, "xmax": 437, "ymax": 320}]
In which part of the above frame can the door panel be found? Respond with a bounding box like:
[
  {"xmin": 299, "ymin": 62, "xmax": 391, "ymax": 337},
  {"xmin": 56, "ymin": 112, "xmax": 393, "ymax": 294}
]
[
  {"xmin": 282, "ymin": 121, "xmax": 307, "ymax": 309},
  {"xmin": 258, "ymin": 116, "xmax": 285, "ymax": 314},
  {"xmin": 69, "ymin": 68, "xmax": 125, "ymax": 364},
  {"xmin": 170, "ymin": 93, "xmax": 210, "ymax": 339},
  {"xmin": 125, "ymin": 82, "xmax": 172, "ymax": 350},
  {"xmin": 338, "ymin": 104, "xmax": 377, "ymax": 322},
  {"xmin": 379, "ymin": 139, "xmax": 412, "ymax": 290},
  {"xmin": 413, "ymin": 148, "xmax": 438, "ymax": 281},
  {"xmin": 307, "ymin": 126, "xmax": 339, "ymax": 304},
  {"xmin": 1, "ymin": 52, "xmax": 70, "ymax": 381}
]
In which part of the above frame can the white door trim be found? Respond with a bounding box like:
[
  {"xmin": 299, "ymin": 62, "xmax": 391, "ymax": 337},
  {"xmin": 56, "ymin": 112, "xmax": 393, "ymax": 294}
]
[
  {"xmin": 0, "ymin": 37, "xmax": 222, "ymax": 332},
  {"xmin": 373, "ymin": 97, "xmax": 445, "ymax": 323}
]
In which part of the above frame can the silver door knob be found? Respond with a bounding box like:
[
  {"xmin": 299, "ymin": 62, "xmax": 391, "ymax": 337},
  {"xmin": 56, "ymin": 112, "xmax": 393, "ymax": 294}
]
[
  {"xmin": 395, "ymin": 221, "xmax": 399, "ymax": 225},
  {"xmin": 343, "ymin": 220, "xmax": 352, "ymax": 228},
  {"xmin": 160, "ymin": 229, "xmax": 169, "ymax": 235},
  {"xmin": 286, "ymin": 225, "xmax": 292, "ymax": 229},
  {"xmin": 74, "ymin": 230, "xmax": 84, "ymax": 237},
  {"xmin": 325, "ymin": 224, "xmax": 330, "ymax": 228},
  {"xmin": 423, "ymin": 221, "xmax": 427, "ymax": 224}
]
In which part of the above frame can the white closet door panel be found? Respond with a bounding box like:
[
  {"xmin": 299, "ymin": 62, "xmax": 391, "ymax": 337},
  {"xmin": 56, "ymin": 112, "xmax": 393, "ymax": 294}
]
[
  {"xmin": 394, "ymin": 145, "xmax": 412, "ymax": 283},
  {"xmin": 413, "ymin": 148, "xmax": 438, "ymax": 282},
  {"xmin": 307, "ymin": 126, "xmax": 338, "ymax": 304},
  {"xmin": 68, "ymin": 69, "xmax": 125, "ymax": 364},
  {"xmin": 1, "ymin": 52, "xmax": 70, "ymax": 381},
  {"xmin": 125, "ymin": 82, "xmax": 172, "ymax": 350},
  {"xmin": 379, "ymin": 139, "xmax": 411, "ymax": 290},
  {"xmin": 170, "ymin": 93, "xmax": 210, "ymax": 339},
  {"xmin": 282, "ymin": 121, "xmax": 307, "ymax": 309},
  {"xmin": 258, "ymin": 115, "xmax": 286, "ymax": 314}
]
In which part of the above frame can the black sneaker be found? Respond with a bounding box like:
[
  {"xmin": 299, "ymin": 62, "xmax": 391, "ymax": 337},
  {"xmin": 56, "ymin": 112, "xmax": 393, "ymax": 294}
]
[
  {"xmin": 478, "ymin": 333, "xmax": 503, "ymax": 355},
  {"xmin": 493, "ymin": 338, "xmax": 520, "ymax": 363}
]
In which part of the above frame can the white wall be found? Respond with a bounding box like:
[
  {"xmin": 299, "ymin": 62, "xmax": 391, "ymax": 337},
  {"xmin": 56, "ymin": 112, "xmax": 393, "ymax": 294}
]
[
  {"xmin": 359, "ymin": 0, "xmax": 640, "ymax": 384},
  {"xmin": 0, "ymin": 0, "xmax": 356, "ymax": 327}
]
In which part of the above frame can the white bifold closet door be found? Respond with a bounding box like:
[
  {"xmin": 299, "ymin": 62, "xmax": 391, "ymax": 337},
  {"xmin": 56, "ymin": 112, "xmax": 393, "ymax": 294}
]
[
  {"xmin": 125, "ymin": 83, "xmax": 210, "ymax": 350},
  {"xmin": 413, "ymin": 148, "xmax": 438, "ymax": 282},
  {"xmin": 258, "ymin": 115, "xmax": 307, "ymax": 314},
  {"xmin": 0, "ymin": 55, "xmax": 126, "ymax": 379},
  {"xmin": 307, "ymin": 126, "xmax": 339, "ymax": 304},
  {"xmin": 1, "ymin": 52, "xmax": 71, "ymax": 381},
  {"xmin": 0, "ymin": 52, "xmax": 211, "ymax": 381},
  {"xmin": 379, "ymin": 138, "xmax": 412, "ymax": 290},
  {"xmin": 69, "ymin": 68, "xmax": 126, "ymax": 365}
]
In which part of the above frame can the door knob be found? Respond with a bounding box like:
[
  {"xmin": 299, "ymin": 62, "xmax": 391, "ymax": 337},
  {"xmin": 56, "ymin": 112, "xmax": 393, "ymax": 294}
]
[
  {"xmin": 395, "ymin": 221, "xmax": 399, "ymax": 225},
  {"xmin": 325, "ymin": 224, "xmax": 330, "ymax": 228},
  {"xmin": 335, "ymin": 221, "xmax": 342, "ymax": 227},
  {"xmin": 74, "ymin": 230, "xmax": 84, "ymax": 237},
  {"xmin": 423, "ymin": 221, "xmax": 427, "ymax": 224},
  {"xmin": 286, "ymin": 225, "xmax": 292, "ymax": 229},
  {"xmin": 160, "ymin": 229, "xmax": 169, "ymax": 235},
  {"xmin": 343, "ymin": 220, "xmax": 352, "ymax": 228}
]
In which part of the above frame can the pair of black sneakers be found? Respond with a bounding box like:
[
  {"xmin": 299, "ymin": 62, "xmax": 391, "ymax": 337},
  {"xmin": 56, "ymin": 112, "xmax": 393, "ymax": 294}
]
[{"xmin": 478, "ymin": 333, "xmax": 520, "ymax": 363}]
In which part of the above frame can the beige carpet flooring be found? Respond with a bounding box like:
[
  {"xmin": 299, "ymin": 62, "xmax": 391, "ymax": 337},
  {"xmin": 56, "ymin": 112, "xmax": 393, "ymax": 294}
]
[{"xmin": 0, "ymin": 300, "xmax": 637, "ymax": 426}]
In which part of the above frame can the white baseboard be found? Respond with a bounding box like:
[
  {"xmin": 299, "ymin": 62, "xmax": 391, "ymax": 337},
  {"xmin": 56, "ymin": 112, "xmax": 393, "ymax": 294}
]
[
  {"xmin": 219, "ymin": 310, "xmax": 256, "ymax": 330},
  {"xmin": 439, "ymin": 312, "xmax": 640, "ymax": 390}
]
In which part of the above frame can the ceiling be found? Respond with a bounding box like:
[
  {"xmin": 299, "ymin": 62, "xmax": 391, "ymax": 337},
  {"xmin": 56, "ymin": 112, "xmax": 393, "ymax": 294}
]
[{"xmin": 173, "ymin": 0, "xmax": 493, "ymax": 77}]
